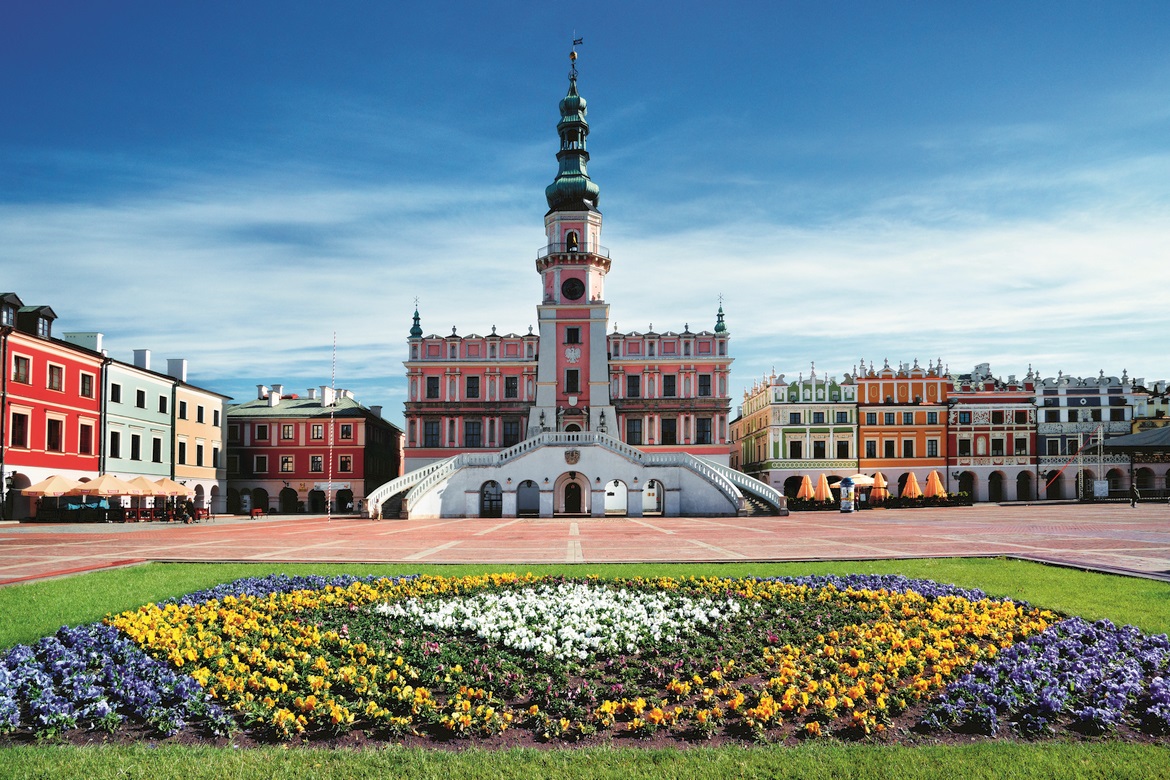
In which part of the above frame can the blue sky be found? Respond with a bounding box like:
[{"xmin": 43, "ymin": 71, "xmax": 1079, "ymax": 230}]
[{"xmin": 3, "ymin": 1, "xmax": 1169, "ymax": 424}]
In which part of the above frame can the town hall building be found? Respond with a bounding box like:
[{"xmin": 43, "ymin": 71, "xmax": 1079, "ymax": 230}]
[{"xmin": 370, "ymin": 49, "xmax": 781, "ymax": 520}]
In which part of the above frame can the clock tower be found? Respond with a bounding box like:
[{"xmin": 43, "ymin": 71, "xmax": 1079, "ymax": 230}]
[{"xmin": 529, "ymin": 46, "xmax": 615, "ymax": 437}]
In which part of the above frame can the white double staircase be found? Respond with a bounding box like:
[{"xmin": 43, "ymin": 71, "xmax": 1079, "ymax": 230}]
[{"xmin": 366, "ymin": 432, "xmax": 785, "ymax": 519}]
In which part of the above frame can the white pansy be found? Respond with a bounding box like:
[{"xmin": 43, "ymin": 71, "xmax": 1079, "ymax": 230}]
[{"xmin": 374, "ymin": 583, "xmax": 742, "ymax": 663}]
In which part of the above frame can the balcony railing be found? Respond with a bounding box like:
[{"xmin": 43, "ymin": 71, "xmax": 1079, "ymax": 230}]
[{"xmin": 537, "ymin": 242, "xmax": 610, "ymax": 259}]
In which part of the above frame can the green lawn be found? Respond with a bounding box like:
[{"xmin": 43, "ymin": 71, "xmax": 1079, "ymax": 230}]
[{"xmin": 2, "ymin": 558, "xmax": 1168, "ymax": 779}]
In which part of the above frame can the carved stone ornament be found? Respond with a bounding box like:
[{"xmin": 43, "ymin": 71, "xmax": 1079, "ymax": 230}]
[
  {"xmin": 565, "ymin": 448, "xmax": 581, "ymax": 465},
  {"xmin": 565, "ymin": 346, "xmax": 582, "ymax": 364}
]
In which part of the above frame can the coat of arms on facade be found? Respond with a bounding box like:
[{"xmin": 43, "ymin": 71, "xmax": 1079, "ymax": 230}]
[{"xmin": 565, "ymin": 448, "xmax": 581, "ymax": 465}]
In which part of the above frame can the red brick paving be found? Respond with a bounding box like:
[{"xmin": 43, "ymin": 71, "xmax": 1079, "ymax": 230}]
[{"xmin": 2, "ymin": 502, "xmax": 1169, "ymax": 585}]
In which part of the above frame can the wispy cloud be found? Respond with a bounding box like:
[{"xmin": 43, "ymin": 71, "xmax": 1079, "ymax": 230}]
[{"xmin": 4, "ymin": 108, "xmax": 1168, "ymax": 424}]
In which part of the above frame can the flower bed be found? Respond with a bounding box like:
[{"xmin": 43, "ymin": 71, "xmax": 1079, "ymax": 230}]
[{"xmin": 1, "ymin": 573, "xmax": 1168, "ymax": 746}]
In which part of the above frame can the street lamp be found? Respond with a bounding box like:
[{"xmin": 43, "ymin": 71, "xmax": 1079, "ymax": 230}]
[{"xmin": 0, "ymin": 471, "xmax": 12, "ymax": 521}]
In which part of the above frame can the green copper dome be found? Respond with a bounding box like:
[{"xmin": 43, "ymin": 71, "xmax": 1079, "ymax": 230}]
[
  {"xmin": 714, "ymin": 304, "xmax": 727, "ymax": 333},
  {"xmin": 409, "ymin": 308, "xmax": 423, "ymax": 338},
  {"xmin": 545, "ymin": 76, "xmax": 601, "ymax": 213}
]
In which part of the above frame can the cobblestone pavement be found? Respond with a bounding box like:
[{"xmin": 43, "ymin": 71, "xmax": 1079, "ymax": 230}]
[{"xmin": 2, "ymin": 502, "xmax": 1169, "ymax": 586}]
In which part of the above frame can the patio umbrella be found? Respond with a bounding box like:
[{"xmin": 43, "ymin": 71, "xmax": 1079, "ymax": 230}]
[
  {"xmin": 901, "ymin": 472, "xmax": 923, "ymax": 499},
  {"xmin": 126, "ymin": 476, "xmax": 170, "ymax": 497},
  {"xmin": 871, "ymin": 472, "xmax": 889, "ymax": 502},
  {"xmin": 924, "ymin": 471, "xmax": 946, "ymax": 498},
  {"xmin": 21, "ymin": 475, "xmax": 79, "ymax": 496},
  {"xmin": 796, "ymin": 474, "xmax": 815, "ymax": 499},
  {"xmin": 813, "ymin": 473, "xmax": 832, "ymax": 503},
  {"xmin": 843, "ymin": 474, "xmax": 875, "ymax": 488},
  {"xmin": 67, "ymin": 473, "xmax": 143, "ymax": 497},
  {"xmin": 155, "ymin": 477, "xmax": 195, "ymax": 497}
]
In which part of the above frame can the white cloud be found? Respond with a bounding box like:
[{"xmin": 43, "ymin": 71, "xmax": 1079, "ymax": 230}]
[{"xmin": 3, "ymin": 133, "xmax": 1168, "ymax": 427}]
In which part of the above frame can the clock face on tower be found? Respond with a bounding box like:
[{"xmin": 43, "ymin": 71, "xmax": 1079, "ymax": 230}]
[{"xmin": 561, "ymin": 278, "xmax": 585, "ymax": 301}]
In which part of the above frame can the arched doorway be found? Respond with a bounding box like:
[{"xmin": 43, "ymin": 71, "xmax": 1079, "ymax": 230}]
[
  {"xmin": 604, "ymin": 480, "xmax": 628, "ymax": 515},
  {"xmin": 480, "ymin": 481, "xmax": 503, "ymax": 518},
  {"xmin": 337, "ymin": 488, "xmax": 354, "ymax": 513},
  {"xmin": 564, "ymin": 482, "xmax": 583, "ymax": 514},
  {"xmin": 1045, "ymin": 472, "xmax": 1064, "ymax": 500},
  {"xmin": 1016, "ymin": 471, "xmax": 1033, "ymax": 501},
  {"xmin": 239, "ymin": 488, "xmax": 253, "ymax": 513},
  {"xmin": 253, "ymin": 488, "xmax": 269, "ymax": 514},
  {"xmin": 897, "ymin": 473, "xmax": 910, "ymax": 497},
  {"xmin": 1106, "ymin": 468, "xmax": 1126, "ymax": 492},
  {"xmin": 279, "ymin": 487, "xmax": 298, "ymax": 514},
  {"xmin": 517, "ymin": 480, "xmax": 540, "ymax": 516},
  {"xmin": 227, "ymin": 487, "xmax": 241, "ymax": 514},
  {"xmin": 308, "ymin": 489, "xmax": 326, "ymax": 513},
  {"xmin": 210, "ymin": 485, "xmax": 221, "ymax": 514},
  {"xmin": 642, "ymin": 480, "xmax": 664, "ymax": 515},
  {"xmin": 1135, "ymin": 468, "xmax": 1155, "ymax": 491},
  {"xmin": 194, "ymin": 484, "xmax": 205, "ymax": 509},
  {"xmin": 783, "ymin": 475, "xmax": 804, "ymax": 498},
  {"xmin": 565, "ymin": 423, "xmax": 582, "ymax": 433},
  {"xmin": 988, "ymin": 472, "xmax": 1005, "ymax": 503},
  {"xmin": 958, "ymin": 471, "xmax": 976, "ymax": 498}
]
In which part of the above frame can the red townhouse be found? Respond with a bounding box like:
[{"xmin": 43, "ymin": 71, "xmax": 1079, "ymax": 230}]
[{"xmin": 2, "ymin": 293, "xmax": 104, "ymax": 519}]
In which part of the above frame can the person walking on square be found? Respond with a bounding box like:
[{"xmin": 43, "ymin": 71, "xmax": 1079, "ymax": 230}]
[{"xmin": 1130, "ymin": 483, "xmax": 1140, "ymax": 508}]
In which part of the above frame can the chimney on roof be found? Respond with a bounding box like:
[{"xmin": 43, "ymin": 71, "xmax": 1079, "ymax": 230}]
[
  {"xmin": 268, "ymin": 391, "xmax": 280, "ymax": 407},
  {"xmin": 257, "ymin": 384, "xmax": 269, "ymax": 399},
  {"xmin": 369, "ymin": 405, "xmax": 382, "ymax": 418},
  {"xmin": 272, "ymin": 384, "xmax": 284, "ymax": 397},
  {"xmin": 166, "ymin": 358, "xmax": 188, "ymax": 382},
  {"xmin": 133, "ymin": 349, "xmax": 151, "ymax": 370},
  {"xmin": 320, "ymin": 386, "xmax": 335, "ymax": 407},
  {"xmin": 62, "ymin": 332, "xmax": 104, "ymax": 354},
  {"xmin": 307, "ymin": 388, "xmax": 317, "ymax": 400}
]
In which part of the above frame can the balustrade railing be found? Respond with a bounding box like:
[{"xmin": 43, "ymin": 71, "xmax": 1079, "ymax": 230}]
[
  {"xmin": 536, "ymin": 242, "xmax": 610, "ymax": 259},
  {"xmin": 370, "ymin": 431, "xmax": 787, "ymax": 517}
]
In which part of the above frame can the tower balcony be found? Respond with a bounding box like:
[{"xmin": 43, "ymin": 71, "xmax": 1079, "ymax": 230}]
[{"xmin": 537, "ymin": 242, "xmax": 610, "ymax": 260}]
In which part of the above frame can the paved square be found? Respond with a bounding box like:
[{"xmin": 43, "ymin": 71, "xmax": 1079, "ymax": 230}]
[{"xmin": 2, "ymin": 503, "xmax": 1169, "ymax": 586}]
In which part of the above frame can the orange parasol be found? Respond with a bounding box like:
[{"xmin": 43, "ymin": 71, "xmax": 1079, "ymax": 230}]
[
  {"xmin": 21, "ymin": 475, "xmax": 80, "ymax": 497},
  {"xmin": 68, "ymin": 473, "xmax": 143, "ymax": 497},
  {"xmin": 127, "ymin": 476, "xmax": 170, "ymax": 496},
  {"xmin": 871, "ymin": 472, "xmax": 889, "ymax": 502},
  {"xmin": 154, "ymin": 477, "xmax": 195, "ymax": 497},
  {"xmin": 901, "ymin": 472, "xmax": 923, "ymax": 499},
  {"xmin": 924, "ymin": 470, "xmax": 946, "ymax": 498},
  {"xmin": 813, "ymin": 473, "xmax": 832, "ymax": 503},
  {"xmin": 797, "ymin": 474, "xmax": 815, "ymax": 499}
]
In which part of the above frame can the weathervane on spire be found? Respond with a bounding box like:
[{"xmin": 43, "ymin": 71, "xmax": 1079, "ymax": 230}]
[{"xmin": 570, "ymin": 35, "xmax": 583, "ymax": 80}]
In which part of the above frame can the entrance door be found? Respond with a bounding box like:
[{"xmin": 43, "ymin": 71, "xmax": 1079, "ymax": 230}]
[
  {"xmin": 480, "ymin": 481, "xmax": 503, "ymax": 518},
  {"xmin": 564, "ymin": 482, "xmax": 582, "ymax": 514}
]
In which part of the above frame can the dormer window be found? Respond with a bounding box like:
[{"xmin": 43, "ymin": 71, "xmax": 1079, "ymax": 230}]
[
  {"xmin": 0, "ymin": 306, "xmax": 12, "ymax": 326},
  {"xmin": 37, "ymin": 317, "xmax": 51, "ymax": 337}
]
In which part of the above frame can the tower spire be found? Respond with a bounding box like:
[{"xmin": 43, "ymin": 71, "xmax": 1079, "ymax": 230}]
[
  {"xmin": 545, "ymin": 40, "xmax": 600, "ymax": 214},
  {"xmin": 409, "ymin": 299, "xmax": 423, "ymax": 338}
]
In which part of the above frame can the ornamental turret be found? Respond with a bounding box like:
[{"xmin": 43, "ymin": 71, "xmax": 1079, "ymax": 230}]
[{"xmin": 545, "ymin": 50, "xmax": 601, "ymax": 214}]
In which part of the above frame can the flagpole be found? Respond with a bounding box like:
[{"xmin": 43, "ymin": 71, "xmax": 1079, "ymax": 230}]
[{"xmin": 327, "ymin": 331, "xmax": 336, "ymax": 522}]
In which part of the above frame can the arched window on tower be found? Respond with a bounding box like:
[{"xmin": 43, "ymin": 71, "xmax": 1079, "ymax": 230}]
[{"xmin": 566, "ymin": 231, "xmax": 579, "ymax": 252}]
